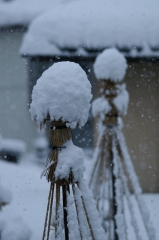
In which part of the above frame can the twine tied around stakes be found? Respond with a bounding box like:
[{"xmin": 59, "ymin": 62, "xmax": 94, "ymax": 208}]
[
  {"xmin": 42, "ymin": 120, "xmax": 72, "ymax": 183},
  {"xmin": 42, "ymin": 120, "xmax": 72, "ymax": 240},
  {"xmin": 90, "ymin": 80, "xmax": 156, "ymax": 240},
  {"xmin": 41, "ymin": 120, "xmax": 102, "ymax": 240}
]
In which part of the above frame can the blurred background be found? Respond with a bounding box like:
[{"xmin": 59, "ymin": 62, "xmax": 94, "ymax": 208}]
[
  {"xmin": 0, "ymin": 0, "xmax": 158, "ymax": 192},
  {"xmin": 0, "ymin": 1, "xmax": 159, "ymax": 239}
]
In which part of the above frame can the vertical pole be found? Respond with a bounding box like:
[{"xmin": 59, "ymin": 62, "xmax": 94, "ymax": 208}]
[
  {"xmin": 110, "ymin": 132, "xmax": 118, "ymax": 240},
  {"xmin": 62, "ymin": 184, "xmax": 69, "ymax": 240},
  {"xmin": 112, "ymin": 162, "xmax": 118, "ymax": 240}
]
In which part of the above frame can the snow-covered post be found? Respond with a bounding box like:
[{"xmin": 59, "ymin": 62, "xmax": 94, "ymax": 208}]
[
  {"xmin": 90, "ymin": 48, "xmax": 156, "ymax": 240},
  {"xmin": 30, "ymin": 61, "xmax": 106, "ymax": 240}
]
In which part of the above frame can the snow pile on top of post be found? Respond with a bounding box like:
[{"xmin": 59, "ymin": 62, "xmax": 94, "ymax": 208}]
[
  {"xmin": 30, "ymin": 61, "xmax": 92, "ymax": 129},
  {"xmin": 92, "ymin": 48, "xmax": 129, "ymax": 118},
  {"xmin": 94, "ymin": 48, "xmax": 127, "ymax": 82}
]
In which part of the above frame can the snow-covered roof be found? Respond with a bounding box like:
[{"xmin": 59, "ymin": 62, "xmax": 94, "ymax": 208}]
[
  {"xmin": 21, "ymin": 0, "xmax": 159, "ymax": 58},
  {"xmin": 0, "ymin": 0, "xmax": 63, "ymax": 28}
]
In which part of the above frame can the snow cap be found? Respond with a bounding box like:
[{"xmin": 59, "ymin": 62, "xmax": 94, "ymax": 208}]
[
  {"xmin": 94, "ymin": 48, "xmax": 127, "ymax": 82},
  {"xmin": 30, "ymin": 61, "xmax": 92, "ymax": 129}
]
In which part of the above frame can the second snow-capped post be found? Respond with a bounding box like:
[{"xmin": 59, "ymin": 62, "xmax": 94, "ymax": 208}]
[
  {"xmin": 30, "ymin": 61, "xmax": 106, "ymax": 240},
  {"xmin": 90, "ymin": 48, "xmax": 155, "ymax": 240},
  {"xmin": 91, "ymin": 48, "xmax": 128, "ymax": 240}
]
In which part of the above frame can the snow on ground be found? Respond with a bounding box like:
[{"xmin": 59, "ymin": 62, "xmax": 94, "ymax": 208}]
[
  {"xmin": 0, "ymin": 151, "xmax": 158, "ymax": 240},
  {"xmin": 0, "ymin": 160, "xmax": 49, "ymax": 240}
]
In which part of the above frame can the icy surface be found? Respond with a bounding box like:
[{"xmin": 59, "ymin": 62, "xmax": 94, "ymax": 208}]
[
  {"xmin": 21, "ymin": 0, "xmax": 159, "ymax": 57},
  {"xmin": 94, "ymin": 48, "xmax": 127, "ymax": 82},
  {"xmin": 30, "ymin": 61, "xmax": 92, "ymax": 128},
  {"xmin": 55, "ymin": 140, "xmax": 85, "ymax": 182},
  {"xmin": 0, "ymin": 0, "xmax": 63, "ymax": 27}
]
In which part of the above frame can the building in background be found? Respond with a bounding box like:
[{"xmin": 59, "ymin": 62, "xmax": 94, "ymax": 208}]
[
  {"xmin": 20, "ymin": 0, "xmax": 159, "ymax": 192},
  {"xmin": 0, "ymin": 0, "xmax": 62, "ymax": 151}
]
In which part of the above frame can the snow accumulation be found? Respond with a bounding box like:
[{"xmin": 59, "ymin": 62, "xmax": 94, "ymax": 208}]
[
  {"xmin": 0, "ymin": 158, "xmax": 159, "ymax": 240},
  {"xmin": 0, "ymin": 136, "xmax": 26, "ymax": 153},
  {"xmin": 92, "ymin": 97, "xmax": 111, "ymax": 118},
  {"xmin": 113, "ymin": 84, "xmax": 129, "ymax": 115},
  {"xmin": 92, "ymin": 84, "xmax": 129, "ymax": 117},
  {"xmin": 54, "ymin": 140, "xmax": 85, "ymax": 182},
  {"xmin": 30, "ymin": 61, "xmax": 92, "ymax": 128},
  {"xmin": 92, "ymin": 90, "xmax": 129, "ymax": 118},
  {"xmin": 92, "ymin": 49, "xmax": 129, "ymax": 117},
  {"xmin": 21, "ymin": 0, "xmax": 159, "ymax": 57},
  {"xmin": 92, "ymin": 87, "xmax": 129, "ymax": 119},
  {"xmin": 94, "ymin": 48, "xmax": 127, "ymax": 82},
  {"xmin": 0, "ymin": 0, "xmax": 63, "ymax": 28},
  {"xmin": 0, "ymin": 160, "xmax": 50, "ymax": 240},
  {"xmin": 0, "ymin": 159, "xmax": 159, "ymax": 240},
  {"xmin": 0, "ymin": 214, "xmax": 32, "ymax": 240}
]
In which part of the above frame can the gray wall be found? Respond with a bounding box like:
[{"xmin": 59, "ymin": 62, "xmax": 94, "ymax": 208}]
[
  {"xmin": 0, "ymin": 29, "xmax": 37, "ymax": 151},
  {"xmin": 123, "ymin": 60, "xmax": 159, "ymax": 193}
]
